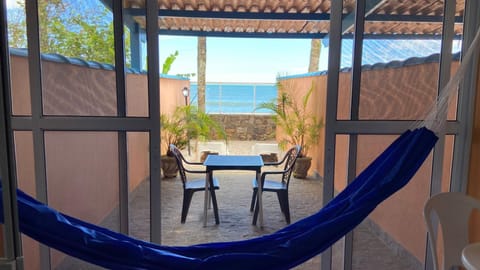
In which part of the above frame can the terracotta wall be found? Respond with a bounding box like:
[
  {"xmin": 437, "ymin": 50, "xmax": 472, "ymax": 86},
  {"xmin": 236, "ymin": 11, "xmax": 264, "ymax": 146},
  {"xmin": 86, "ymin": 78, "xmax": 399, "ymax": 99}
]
[
  {"xmin": 9, "ymin": 54, "xmax": 187, "ymax": 269},
  {"xmin": 281, "ymin": 61, "xmax": 460, "ymax": 263},
  {"xmin": 468, "ymin": 57, "xmax": 480, "ymax": 242},
  {"xmin": 276, "ymin": 76, "xmax": 327, "ymax": 176},
  {"xmin": 357, "ymin": 62, "xmax": 457, "ymax": 262}
]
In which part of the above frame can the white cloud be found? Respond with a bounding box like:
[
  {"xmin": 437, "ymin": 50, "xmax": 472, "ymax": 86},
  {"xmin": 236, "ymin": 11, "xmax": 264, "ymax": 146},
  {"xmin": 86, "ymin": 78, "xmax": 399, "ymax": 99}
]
[{"xmin": 6, "ymin": 0, "xmax": 20, "ymax": 9}]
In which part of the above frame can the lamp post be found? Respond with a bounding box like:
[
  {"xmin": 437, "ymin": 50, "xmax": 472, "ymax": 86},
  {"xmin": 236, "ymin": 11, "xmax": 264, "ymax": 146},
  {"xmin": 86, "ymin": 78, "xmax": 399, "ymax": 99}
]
[
  {"xmin": 182, "ymin": 87, "xmax": 191, "ymax": 155},
  {"xmin": 182, "ymin": 86, "xmax": 189, "ymax": 105}
]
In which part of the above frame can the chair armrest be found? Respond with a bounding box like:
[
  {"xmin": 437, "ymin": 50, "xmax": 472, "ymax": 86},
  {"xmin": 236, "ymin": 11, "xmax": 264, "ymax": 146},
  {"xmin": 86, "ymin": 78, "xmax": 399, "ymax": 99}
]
[
  {"xmin": 263, "ymin": 161, "xmax": 282, "ymax": 166},
  {"xmin": 257, "ymin": 170, "xmax": 287, "ymax": 187},
  {"xmin": 183, "ymin": 168, "xmax": 207, "ymax": 174},
  {"xmin": 183, "ymin": 160, "xmax": 204, "ymax": 166},
  {"xmin": 263, "ymin": 159, "xmax": 284, "ymax": 166},
  {"xmin": 261, "ymin": 170, "xmax": 288, "ymax": 177},
  {"xmin": 180, "ymin": 158, "xmax": 205, "ymax": 172},
  {"xmin": 263, "ymin": 152, "xmax": 289, "ymax": 167}
]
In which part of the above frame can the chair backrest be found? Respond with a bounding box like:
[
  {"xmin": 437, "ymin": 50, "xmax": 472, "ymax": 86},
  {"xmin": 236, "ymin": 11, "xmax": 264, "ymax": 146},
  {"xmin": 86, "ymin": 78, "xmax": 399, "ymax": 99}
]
[
  {"xmin": 169, "ymin": 144, "xmax": 188, "ymax": 187},
  {"xmin": 281, "ymin": 145, "xmax": 301, "ymax": 185},
  {"xmin": 423, "ymin": 192, "xmax": 480, "ymax": 270}
]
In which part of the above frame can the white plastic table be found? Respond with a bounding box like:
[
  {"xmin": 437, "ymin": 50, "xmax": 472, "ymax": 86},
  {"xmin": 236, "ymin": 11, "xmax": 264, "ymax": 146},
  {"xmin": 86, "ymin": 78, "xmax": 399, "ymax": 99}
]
[{"xmin": 462, "ymin": 242, "xmax": 480, "ymax": 270}]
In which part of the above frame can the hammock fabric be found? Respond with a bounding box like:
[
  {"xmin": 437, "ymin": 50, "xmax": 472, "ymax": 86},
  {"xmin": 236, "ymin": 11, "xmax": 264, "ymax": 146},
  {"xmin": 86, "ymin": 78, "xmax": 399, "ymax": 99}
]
[{"xmin": 0, "ymin": 127, "xmax": 437, "ymax": 270}]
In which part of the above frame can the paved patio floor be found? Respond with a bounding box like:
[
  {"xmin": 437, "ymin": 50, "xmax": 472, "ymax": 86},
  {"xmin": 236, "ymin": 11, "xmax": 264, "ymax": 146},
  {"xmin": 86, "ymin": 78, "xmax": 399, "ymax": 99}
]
[
  {"xmin": 58, "ymin": 141, "xmax": 422, "ymax": 269},
  {"xmin": 129, "ymin": 171, "xmax": 420, "ymax": 270}
]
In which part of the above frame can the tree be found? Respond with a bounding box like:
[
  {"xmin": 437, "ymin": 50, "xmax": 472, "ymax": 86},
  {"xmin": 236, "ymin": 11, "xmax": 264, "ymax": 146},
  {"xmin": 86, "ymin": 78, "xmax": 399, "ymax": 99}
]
[
  {"xmin": 308, "ymin": 39, "xmax": 321, "ymax": 72},
  {"xmin": 197, "ymin": 36, "xmax": 207, "ymax": 112},
  {"xmin": 161, "ymin": 50, "xmax": 195, "ymax": 79},
  {"xmin": 6, "ymin": 4, "xmax": 27, "ymax": 48},
  {"xmin": 162, "ymin": 50, "xmax": 179, "ymax": 74},
  {"xmin": 7, "ymin": 0, "xmax": 131, "ymax": 66}
]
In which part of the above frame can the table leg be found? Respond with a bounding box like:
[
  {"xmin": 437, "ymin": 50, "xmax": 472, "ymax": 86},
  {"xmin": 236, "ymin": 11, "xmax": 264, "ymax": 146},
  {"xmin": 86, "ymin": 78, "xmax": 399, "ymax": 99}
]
[
  {"xmin": 256, "ymin": 170, "xmax": 263, "ymax": 227},
  {"xmin": 208, "ymin": 193, "xmax": 211, "ymax": 209},
  {"xmin": 203, "ymin": 170, "xmax": 211, "ymax": 227},
  {"xmin": 210, "ymin": 183, "xmax": 220, "ymax": 224}
]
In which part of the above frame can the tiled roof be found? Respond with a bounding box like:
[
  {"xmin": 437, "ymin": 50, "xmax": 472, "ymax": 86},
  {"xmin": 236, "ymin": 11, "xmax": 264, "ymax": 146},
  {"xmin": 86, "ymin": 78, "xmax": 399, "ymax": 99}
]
[
  {"xmin": 336, "ymin": 39, "xmax": 463, "ymax": 68},
  {"xmin": 122, "ymin": 0, "xmax": 464, "ymax": 38},
  {"xmin": 278, "ymin": 51, "xmax": 462, "ymax": 79},
  {"xmin": 10, "ymin": 46, "xmax": 460, "ymax": 81},
  {"xmin": 8, "ymin": 48, "xmax": 189, "ymax": 80}
]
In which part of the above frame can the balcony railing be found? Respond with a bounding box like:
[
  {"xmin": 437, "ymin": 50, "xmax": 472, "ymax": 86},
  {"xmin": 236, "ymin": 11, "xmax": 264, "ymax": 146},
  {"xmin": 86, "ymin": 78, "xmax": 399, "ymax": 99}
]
[{"xmin": 189, "ymin": 82, "xmax": 276, "ymax": 114}]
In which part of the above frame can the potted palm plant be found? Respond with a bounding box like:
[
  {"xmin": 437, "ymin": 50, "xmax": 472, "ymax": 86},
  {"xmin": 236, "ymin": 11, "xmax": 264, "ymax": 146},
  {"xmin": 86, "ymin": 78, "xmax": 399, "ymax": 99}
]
[
  {"xmin": 160, "ymin": 104, "xmax": 226, "ymax": 178},
  {"xmin": 256, "ymin": 81, "xmax": 323, "ymax": 179}
]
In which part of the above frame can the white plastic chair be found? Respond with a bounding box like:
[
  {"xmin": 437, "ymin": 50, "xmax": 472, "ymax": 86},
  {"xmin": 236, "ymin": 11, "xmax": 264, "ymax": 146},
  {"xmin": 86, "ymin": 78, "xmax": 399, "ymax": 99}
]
[
  {"xmin": 251, "ymin": 143, "xmax": 280, "ymax": 156},
  {"xmin": 197, "ymin": 141, "xmax": 228, "ymax": 155},
  {"xmin": 423, "ymin": 192, "xmax": 480, "ymax": 270}
]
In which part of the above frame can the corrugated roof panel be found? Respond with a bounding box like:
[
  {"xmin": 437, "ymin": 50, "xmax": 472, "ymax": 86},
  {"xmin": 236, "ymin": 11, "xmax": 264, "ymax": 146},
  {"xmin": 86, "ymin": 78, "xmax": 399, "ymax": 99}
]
[
  {"xmin": 336, "ymin": 39, "xmax": 462, "ymax": 68},
  {"xmin": 123, "ymin": 0, "xmax": 464, "ymax": 38}
]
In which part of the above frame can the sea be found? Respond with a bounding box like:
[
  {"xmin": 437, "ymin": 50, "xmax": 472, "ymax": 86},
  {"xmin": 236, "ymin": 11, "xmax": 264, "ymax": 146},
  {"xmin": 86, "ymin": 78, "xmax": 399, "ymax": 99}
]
[{"xmin": 189, "ymin": 83, "xmax": 277, "ymax": 114}]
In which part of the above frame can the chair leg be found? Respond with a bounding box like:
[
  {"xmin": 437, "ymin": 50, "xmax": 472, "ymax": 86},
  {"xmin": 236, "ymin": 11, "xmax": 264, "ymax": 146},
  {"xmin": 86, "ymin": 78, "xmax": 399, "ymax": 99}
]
[
  {"xmin": 252, "ymin": 198, "xmax": 259, "ymax": 225},
  {"xmin": 208, "ymin": 190, "xmax": 212, "ymax": 209},
  {"xmin": 181, "ymin": 190, "xmax": 194, "ymax": 223},
  {"xmin": 276, "ymin": 192, "xmax": 286, "ymax": 214},
  {"xmin": 279, "ymin": 192, "xmax": 290, "ymax": 224},
  {"xmin": 209, "ymin": 188, "xmax": 220, "ymax": 224},
  {"xmin": 250, "ymin": 189, "xmax": 257, "ymax": 212}
]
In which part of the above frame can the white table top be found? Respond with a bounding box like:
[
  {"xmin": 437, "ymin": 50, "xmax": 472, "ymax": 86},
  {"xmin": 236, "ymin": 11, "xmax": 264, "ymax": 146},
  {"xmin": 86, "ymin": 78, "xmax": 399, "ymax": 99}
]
[{"xmin": 462, "ymin": 242, "xmax": 480, "ymax": 270}]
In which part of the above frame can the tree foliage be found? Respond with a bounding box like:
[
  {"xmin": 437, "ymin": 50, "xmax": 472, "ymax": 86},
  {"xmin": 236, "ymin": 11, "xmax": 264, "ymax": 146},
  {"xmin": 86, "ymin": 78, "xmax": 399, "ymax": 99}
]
[
  {"xmin": 161, "ymin": 105, "xmax": 226, "ymax": 155},
  {"xmin": 256, "ymin": 82, "xmax": 323, "ymax": 157},
  {"xmin": 7, "ymin": 0, "xmax": 130, "ymax": 66},
  {"xmin": 162, "ymin": 50, "xmax": 178, "ymax": 74}
]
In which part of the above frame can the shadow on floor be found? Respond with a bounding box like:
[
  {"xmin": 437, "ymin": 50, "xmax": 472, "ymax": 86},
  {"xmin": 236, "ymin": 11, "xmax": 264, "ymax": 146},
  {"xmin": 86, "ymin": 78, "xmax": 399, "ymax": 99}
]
[{"xmin": 57, "ymin": 171, "xmax": 421, "ymax": 269}]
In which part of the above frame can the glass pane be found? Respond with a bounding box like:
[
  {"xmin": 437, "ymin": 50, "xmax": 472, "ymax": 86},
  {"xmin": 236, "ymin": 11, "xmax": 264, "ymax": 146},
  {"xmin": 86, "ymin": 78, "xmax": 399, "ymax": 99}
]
[
  {"xmin": 357, "ymin": 41, "xmax": 442, "ymax": 120},
  {"xmin": 7, "ymin": 0, "xmax": 31, "ymax": 116},
  {"xmin": 126, "ymin": 72, "xmax": 148, "ymax": 117},
  {"xmin": 44, "ymin": 131, "xmax": 119, "ymax": 269},
  {"xmin": 357, "ymin": 10, "xmax": 449, "ymax": 121},
  {"xmin": 13, "ymin": 131, "xmax": 41, "ymax": 269},
  {"xmin": 14, "ymin": 131, "xmax": 35, "ymax": 195},
  {"xmin": 331, "ymin": 134, "xmax": 351, "ymax": 270},
  {"xmin": 446, "ymin": 3, "xmax": 465, "ymax": 121},
  {"xmin": 351, "ymin": 135, "xmax": 433, "ymax": 269},
  {"xmin": 9, "ymin": 51, "xmax": 31, "ymax": 116},
  {"xmin": 125, "ymin": 0, "xmax": 149, "ymax": 118},
  {"xmin": 128, "ymin": 132, "xmax": 150, "ymax": 241},
  {"xmin": 442, "ymin": 135, "xmax": 454, "ymax": 192},
  {"xmin": 38, "ymin": 0, "xmax": 117, "ymax": 116},
  {"xmin": 337, "ymin": 64, "xmax": 352, "ymax": 120}
]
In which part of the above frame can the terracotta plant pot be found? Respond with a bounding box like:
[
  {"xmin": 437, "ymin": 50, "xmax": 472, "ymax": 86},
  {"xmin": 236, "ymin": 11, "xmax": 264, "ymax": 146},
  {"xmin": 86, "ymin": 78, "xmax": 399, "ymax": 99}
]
[
  {"xmin": 260, "ymin": 153, "xmax": 278, "ymax": 163},
  {"xmin": 200, "ymin": 151, "xmax": 219, "ymax": 163},
  {"xmin": 161, "ymin": 155, "xmax": 178, "ymax": 178},
  {"xmin": 294, "ymin": 156, "xmax": 312, "ymax": 179}
]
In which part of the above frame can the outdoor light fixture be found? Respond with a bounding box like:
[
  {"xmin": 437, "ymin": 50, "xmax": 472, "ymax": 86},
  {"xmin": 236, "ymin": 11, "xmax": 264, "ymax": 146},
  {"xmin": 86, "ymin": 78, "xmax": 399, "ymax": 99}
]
[
  {"xmin": 182, "ymin": 86, "xmax": 191, "ymax": 155},
  {"xmin": 182, "ymin": 87, "xmax": 189, "ymax": 105}
]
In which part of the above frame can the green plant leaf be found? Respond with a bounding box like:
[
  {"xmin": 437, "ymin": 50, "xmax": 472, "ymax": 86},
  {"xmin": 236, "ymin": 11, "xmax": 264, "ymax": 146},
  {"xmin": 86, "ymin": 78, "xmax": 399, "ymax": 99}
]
[{"xmin": 254, "ymin": 81, "xmax": 324, "ymax": 157}]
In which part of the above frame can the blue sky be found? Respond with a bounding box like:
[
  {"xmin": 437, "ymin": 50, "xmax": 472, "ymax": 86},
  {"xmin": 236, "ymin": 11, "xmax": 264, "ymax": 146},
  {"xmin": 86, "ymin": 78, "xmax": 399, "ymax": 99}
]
[
  {"xmin": 158, "ymin": 36, "xmax": 460, "ymax": 83},
  {"xmin": 159, "ymin": 36, "xmax": 317, "ymax": 83}
]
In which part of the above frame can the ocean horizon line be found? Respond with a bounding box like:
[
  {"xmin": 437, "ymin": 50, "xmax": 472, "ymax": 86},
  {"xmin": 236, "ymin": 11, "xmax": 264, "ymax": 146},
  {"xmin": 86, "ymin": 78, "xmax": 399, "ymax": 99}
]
[
  {"xmin": 190, "ymin": 81, "xmax": 276, "ymax": 85},
  {"xmin": 189, "ymin": 83, "xmax": 277, "ymax": 114}
]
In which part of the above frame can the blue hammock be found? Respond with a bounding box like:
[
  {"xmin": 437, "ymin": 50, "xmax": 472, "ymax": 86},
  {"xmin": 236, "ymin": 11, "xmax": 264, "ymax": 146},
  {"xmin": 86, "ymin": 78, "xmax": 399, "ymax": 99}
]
[{"xmin": 0, "ymin": 127, "xmax": 437, "ymax": 270}]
